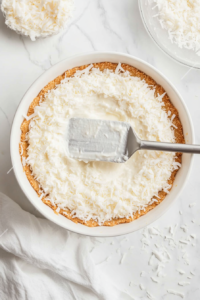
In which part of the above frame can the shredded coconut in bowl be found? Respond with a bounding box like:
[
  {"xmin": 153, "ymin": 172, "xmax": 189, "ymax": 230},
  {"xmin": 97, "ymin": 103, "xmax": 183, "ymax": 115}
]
[
  {"xmin": 153, "ymin": 0, "xmax": 200, "ymax": 55},
  {"xmin": 1, "ymin": 0, "xmax": 74, "ymax": 41}
]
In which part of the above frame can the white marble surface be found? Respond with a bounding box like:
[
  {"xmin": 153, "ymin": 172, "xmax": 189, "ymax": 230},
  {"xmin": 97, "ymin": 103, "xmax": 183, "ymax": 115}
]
[{"xmin": 0, "ymin": 0, "xmax": 200, "ymax": 299}]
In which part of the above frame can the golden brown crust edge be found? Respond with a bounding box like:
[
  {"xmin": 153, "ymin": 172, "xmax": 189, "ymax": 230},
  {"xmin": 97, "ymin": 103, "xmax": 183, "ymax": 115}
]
[{"xmin": 20, "ymin": 62, "xmax": 185, "ymax": 227}]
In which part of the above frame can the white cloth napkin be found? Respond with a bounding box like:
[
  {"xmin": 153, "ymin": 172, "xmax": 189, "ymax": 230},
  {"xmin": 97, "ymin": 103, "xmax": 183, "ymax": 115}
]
[{"xmin": 0, "ymin": 192, "xmax": 133, "ymax": 300}]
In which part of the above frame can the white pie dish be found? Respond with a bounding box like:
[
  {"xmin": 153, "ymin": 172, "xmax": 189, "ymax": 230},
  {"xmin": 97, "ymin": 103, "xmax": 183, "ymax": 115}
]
[{"xmin": 10, "ymin": 52, "xmax": 194, "ymax": 237}]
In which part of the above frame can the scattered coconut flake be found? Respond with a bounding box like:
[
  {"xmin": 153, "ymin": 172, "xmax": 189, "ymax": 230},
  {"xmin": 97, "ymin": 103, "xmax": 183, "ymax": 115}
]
[
  {"xmin": 179, "ymin": 240, "xmax": 190, "ymax": 245},
  {"xmin": 168, "ymin": 238, "xmax": 177, "ymax": 248},
  {"xmin": 171, "ymin": 114, "xmax": 176, "ymax": 122},
  {"xmin": 152, "ymin": 251, "xmax": 166, "ymax": 263},
  {"xmin": 179, "ymin": 210, "xmax": 183, "ymax": 215},
  {"xmin": 180, "ymin": 225, "xmax": 187, "ymax": 233},
  {"xmin": 189, "ymin": 202, "xmax": 196, "ymax": 208},
  {"xmin": 146, "ymin": 291, "xmax": 155, "ymax": 300},
  {"xmin": 120, "ymin": 252, "xmax": 127, "ymax": 264},
  {"xmin": 20, "ymin": 144, "xmax": 23, "ymax": 155},
  {"xmin": 167, "ymin": 289, "xmax": 184, "ymax": 298},
  {"xmin": 156, "ymin": 263, "xmax": 166, "ymax": 277},
  {"xmin": 23, "ymin": 112, "xmax": 38, "ymax": 121},
  {"xmin": 75, "ymin": 64, "xmax": 93, "ymax": 77},
  {"xmin": 142, "ymin": 229, "xmax": 148, "ymax": 238},
  {"xmin": 190, "ymin": 234, "xmax": 196, "ymax": 239},
  {"xmin": 139, "ymin": 283, "xmax": 145, "ymax": 291},
  {"xmin": 149, "ymin": 254, "xmax": 154, "ymax": 266},
  {"xmin": 177, "ymin": 269, "xmax": 185, "ymax": 275},
  {"xmin": 142, "ymin": 238, "xmax": 150, "ymax": 247},
  {"xmin": 151, "ymin": 276, "xmax": 159, "ymax": 283},
  {"xmin": 164, "ymin": 249, "xmax": 171, "ymax": 260},
  {"xmin": 140, "ymin": 271, "xmax": 146, "ymax": 277},
  {"xmin": 165, "ymin": 235, "xmax": 174, "ymax": 241},
  {"xmin": 94, "ymin": 238, "xmax": 104, "ymax": 244},
  {"xmin": 22, "ymin": 156, "xmax": 26, "ymax": 167},
  {"xmin": 178, "ymin": 281, "xmax": 190, "ymax": 286},
  {"xmin": 7, "ymin": 165, "xmax": 14, "ymax": 174},
  {"xmin": 148, "ymin": 227, "xmax": 160, "ymax": 236},
  {"xmin": 39, "ymin": 193, "xmax": 44, "ymax": 200},
  {"xmin": 115, "ymin": 63, "xmax": 125, "ymax": 74},
  {"xmin": 190, "ymin": 271, "xmax": 195, "ymax": 276},
  {"xmin": 96, "ymin": 255, "xmax": 111, "ymax": 265},
  {"xmin": 169, "ymin": 226, "xmax": 174, "ymax": 235},
  {"xmin": 56, "ymin": 207, "xmax": 60, "ymax": 213}
]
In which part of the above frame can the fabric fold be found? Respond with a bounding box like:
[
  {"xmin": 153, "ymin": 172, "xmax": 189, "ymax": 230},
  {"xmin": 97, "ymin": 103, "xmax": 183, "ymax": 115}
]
[{"xmin": 0, "ymin": 193, "xmax": 133, "ymax": 300}]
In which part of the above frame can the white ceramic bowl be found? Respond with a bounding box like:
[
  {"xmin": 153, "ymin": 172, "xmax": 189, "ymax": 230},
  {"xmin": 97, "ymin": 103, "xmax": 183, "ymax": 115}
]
[
  {"xmin": 10, "ymin": 52, "xmax": 194, "ymax": 237},
  {"xmin": 139, "ymin": 0, "xmax": 200, "ymax": 69}
]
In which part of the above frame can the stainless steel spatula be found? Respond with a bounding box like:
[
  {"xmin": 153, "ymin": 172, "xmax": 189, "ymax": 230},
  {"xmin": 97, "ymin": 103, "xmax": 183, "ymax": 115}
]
[{"xmin": 67, "ymin": 118, "xmax": 200, "ymax": 163}]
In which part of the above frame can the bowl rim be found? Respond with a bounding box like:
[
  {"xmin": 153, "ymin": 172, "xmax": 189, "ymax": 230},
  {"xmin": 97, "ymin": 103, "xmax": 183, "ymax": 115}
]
[
  {"xmin": 138, "ymin": 0, "xmax": 200, "ymax": 70},
  {"xmin": 10, "ymin": 51, "xmax": 194, "ymax": 237}
]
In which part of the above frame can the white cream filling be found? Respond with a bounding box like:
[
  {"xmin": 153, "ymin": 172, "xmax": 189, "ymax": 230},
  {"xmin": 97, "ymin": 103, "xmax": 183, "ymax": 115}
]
[
  {"xmin": 1, "ymin": 0, "xmax": 74, "ymax": 41},
  {"xmin": 26, "ymin": 65, "xmax": 180, "ymax": 224}
]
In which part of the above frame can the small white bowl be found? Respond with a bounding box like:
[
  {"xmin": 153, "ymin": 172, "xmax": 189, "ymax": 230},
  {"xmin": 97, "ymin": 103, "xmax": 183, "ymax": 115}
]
[{"xmin": 10, "ymin": 52, "xmax": 194, "ymax": 237}]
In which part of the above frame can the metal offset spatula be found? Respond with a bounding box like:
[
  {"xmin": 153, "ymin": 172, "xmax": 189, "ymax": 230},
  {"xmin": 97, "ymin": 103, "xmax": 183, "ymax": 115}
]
[{"xmin": 67, "ymin": 118, "xmax": 200, "ymax": 163}]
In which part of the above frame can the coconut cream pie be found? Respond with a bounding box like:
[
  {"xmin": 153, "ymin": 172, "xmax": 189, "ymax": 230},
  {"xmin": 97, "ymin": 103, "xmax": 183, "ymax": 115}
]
[{"xmin": 20, "ymin": 63, "xmax": 184, "ymax": 227}]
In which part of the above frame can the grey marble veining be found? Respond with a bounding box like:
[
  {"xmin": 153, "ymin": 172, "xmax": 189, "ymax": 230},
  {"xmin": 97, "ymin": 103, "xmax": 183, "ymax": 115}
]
[{"xmin": 0, "ymin": 0, "xmax": 200, "ymax": 299}]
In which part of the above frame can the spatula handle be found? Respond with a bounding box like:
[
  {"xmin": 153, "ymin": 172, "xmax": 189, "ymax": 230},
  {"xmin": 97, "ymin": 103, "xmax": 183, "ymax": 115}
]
[{"xmin": 140, "ymin": 140, "xmax": 200, "ymax": 154}]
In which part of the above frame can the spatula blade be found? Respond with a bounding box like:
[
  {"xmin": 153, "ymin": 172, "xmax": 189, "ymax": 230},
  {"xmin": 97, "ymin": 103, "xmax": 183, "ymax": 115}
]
[{"xmin": 67, "ymin": 118, "xmax": 131, "ymax": 163}]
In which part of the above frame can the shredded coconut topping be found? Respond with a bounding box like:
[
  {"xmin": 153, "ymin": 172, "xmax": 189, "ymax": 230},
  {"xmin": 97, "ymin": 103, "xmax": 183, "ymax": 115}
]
[
  {"xmin": 26, "ymin": 65, "xmax": 178, "ymax": 224},
  {"xmin": 153, "ymin": 0, "xmax": 200, "ymax": 54},
  {"xmin": 1, "ymin": 0, "xmax": 74, "ymax": 41}
]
